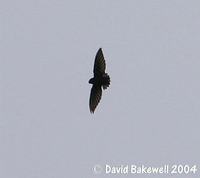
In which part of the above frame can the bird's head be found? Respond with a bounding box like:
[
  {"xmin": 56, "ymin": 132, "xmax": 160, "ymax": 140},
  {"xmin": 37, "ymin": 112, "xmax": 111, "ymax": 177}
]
[{"xmin": 89, "ymin": 78, "xmax": 94, "ymax": 84}]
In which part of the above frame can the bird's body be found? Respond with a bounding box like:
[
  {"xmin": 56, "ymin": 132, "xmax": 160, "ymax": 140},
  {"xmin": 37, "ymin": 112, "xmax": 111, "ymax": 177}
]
[
  {"xmin": 89, "ymin": 73, "xmax": 110, "ymax": 89},
  {"xmin": 89, "ymin": 48, "xmax": 110, "ymax": 113}
]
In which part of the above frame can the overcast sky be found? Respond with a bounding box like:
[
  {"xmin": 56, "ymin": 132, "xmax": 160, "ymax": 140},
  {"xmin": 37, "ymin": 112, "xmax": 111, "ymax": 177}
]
[{"xmin": 1, "ymin": 0, "xmax": 200, "ymax": 178}]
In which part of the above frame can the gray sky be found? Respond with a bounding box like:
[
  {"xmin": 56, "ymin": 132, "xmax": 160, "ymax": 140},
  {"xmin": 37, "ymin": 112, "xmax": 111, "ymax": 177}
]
[{"xmin": 1, "ymin": 0, "xmax": 200, "ymax": 177}]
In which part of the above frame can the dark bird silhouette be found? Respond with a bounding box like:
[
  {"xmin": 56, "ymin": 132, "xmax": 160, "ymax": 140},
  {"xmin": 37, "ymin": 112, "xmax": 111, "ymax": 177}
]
[{"xmin": 89, "ymin": 48, "xmax": 110, "ymax": 113}]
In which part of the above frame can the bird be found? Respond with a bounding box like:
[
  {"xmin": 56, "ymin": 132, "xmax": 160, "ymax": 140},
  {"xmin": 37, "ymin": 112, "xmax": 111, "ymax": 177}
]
[{"xmin": 89, "ymin": 48, "xmax": 110, "ymax": 113}]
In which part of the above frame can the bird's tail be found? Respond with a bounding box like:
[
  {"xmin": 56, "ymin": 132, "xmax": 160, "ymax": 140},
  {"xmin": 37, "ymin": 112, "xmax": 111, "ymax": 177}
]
[{"xmin": 103, "ymin": 73, "xmax": 110, "ymax": 90}]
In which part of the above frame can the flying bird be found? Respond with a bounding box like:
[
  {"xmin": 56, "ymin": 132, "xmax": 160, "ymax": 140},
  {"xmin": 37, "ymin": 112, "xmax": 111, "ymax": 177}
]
[{"xmin": 89, "ymin": 48, "xmax": 110, "ymax": 113}]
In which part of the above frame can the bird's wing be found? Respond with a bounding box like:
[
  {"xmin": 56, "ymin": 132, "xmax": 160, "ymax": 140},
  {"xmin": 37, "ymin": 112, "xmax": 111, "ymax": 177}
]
[
  {"xmin": 89, "ymin": 85, "xmax": 102, "ymax": 113},
  {"xmin": 93, "ymin": 48, "xmax": 106, "ymax": 76}
]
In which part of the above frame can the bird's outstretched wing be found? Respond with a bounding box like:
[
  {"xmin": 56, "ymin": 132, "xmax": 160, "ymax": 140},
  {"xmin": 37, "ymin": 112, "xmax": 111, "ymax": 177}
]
[
  {"xmin": 89, "ymin": 84, "xmax": 102, "ymax": 113},
  {"xmin": 93, "ymin": 48, "xmax": 106, "ymax": 76}
]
